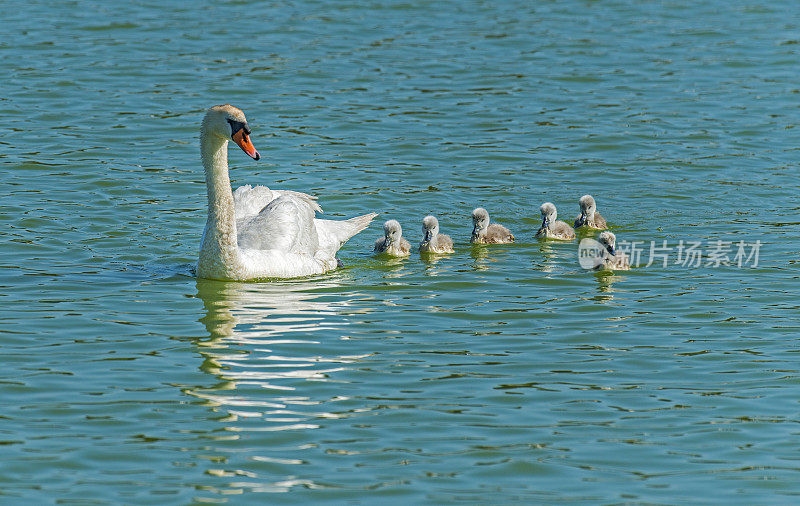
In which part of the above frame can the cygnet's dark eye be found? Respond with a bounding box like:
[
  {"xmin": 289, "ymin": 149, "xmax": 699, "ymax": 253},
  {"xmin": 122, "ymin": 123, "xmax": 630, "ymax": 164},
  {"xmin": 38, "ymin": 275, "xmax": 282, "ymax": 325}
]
[{"xmin": 226, "ymin": 118, "xmax": 250, "ymax": 136}]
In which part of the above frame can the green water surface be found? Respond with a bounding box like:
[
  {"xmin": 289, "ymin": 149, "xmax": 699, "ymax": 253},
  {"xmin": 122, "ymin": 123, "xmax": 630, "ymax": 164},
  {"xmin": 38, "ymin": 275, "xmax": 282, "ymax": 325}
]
[{"xmin": 2, "ymin": 0, "xmax": 800, "ymax": 503}]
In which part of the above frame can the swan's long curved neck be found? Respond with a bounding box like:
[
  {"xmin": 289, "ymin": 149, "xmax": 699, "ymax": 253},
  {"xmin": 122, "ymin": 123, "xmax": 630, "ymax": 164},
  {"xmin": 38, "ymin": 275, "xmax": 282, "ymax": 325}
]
[{"xmin": 200, "ymin": 129, "xmax": 238, "ymax": 259}]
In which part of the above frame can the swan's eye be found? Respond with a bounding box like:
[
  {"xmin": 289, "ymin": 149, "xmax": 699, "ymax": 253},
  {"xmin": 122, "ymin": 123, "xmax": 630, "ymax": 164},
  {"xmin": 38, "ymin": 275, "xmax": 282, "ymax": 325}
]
[{"xmin": 226, "ymin": 119, "xmax": 249, "ymax": 136}]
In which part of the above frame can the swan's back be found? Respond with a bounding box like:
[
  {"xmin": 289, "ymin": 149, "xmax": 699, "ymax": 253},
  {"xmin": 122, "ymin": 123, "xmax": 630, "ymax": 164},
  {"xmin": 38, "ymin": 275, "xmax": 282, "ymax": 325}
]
[
  {"xmin": 593, "ymin": 212, "xmax": 608, "ymax": 229},
  {"xmin": 421, "ymin": 233, "xmax": 454, "ymax": 253},
  {"xmin": 484, "ymin": 223, "xmax": 514, "ymax": 244},
  {"xmin": 233, "ymin": 185, "xmax": 276, "ymax": 219},
  {"xmin": 574, "ymin": 211, "xmax": 608, "ymax": 229},
  {"xmin": 537, "ymin": 220, "xmax": 575, "ymax": 240},
  {"xmin": 374, "ymin": 236, "xmax": 411, "ymax": 256},
  {"xmin": 394, "ymin": 237, "xmax": 412, "ymax": 255},
  {"xmin": 598, "ymin": 252, "xmax": 630, "ymax": 271},
  {"xmin": 237, "ymin": 195, "xmax": 319, "ymax": 253},
  {"xmin": 234, "ymin": 184, "xmax": 322, "ymax": 219},
  {"xmin": 552, "ymin": 221, "xmax": 575, "ymax": 240},
  {"xmin": 557, "ymin": 221, "xmax": 575, "ymax": 237},
  {"xmin": 437, "ymin": 233, "xmax": 454, "ymax": 252}
]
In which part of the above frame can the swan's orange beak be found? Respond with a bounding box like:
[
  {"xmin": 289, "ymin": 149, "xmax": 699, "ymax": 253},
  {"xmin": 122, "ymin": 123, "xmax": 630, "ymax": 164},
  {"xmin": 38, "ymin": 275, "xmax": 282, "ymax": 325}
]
[{"xmin": 232, "ymin": 129, "xmax": 260, "ymax": 160}]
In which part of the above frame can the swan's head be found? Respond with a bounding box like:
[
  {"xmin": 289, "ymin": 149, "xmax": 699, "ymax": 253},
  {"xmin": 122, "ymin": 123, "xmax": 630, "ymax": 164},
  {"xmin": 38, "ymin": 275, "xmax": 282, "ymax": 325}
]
[
  {"xmin": 383, "ymin": 219, "xmax": 403, "ymax": 243},
  {"xmin": 203, "ymin": 104, "xmax": 260, "ymax": 160},
  {"xmin": 598, "ymin": 231, "xmax": 617, "ymax": 255},
  {"xmin": 578, "ymin": 194, "xmax": 597, "ymax": 219},
  {"xmin": 422, "ymin": 215, "xmax": 439, "ymax": 242},
  {"xmin": 472, "ymin": 207, "xmax": 490, "ymax": 232},
  {"xmin": 540, "ymin": 202, "xmax": 557, "ymax": 228}
]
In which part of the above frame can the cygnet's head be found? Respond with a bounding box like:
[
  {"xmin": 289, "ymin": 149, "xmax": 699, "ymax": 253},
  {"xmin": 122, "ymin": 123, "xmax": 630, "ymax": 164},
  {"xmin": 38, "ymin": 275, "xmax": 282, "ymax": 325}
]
[
  {"xmin": 597, "ymin": 231, "xmax": 617, "ymax": 255},
  {"xmin": 578, "ymin": 195, "xmax": 597, "ymax": 217},
  {"xmin": 472, "ymin": 207, "xmax": 490, "ymax": 232},
  {"xmin": 540, "ymin": 202, "xmax": 557, "ymax": 227},
  {"xmin": 383, "ymin": 219, "xmax": 403, "ymax": 243},
  {"xmin": 422, "ymin": 215, "xmax": 440, "ymax": 241},
  {"xmin": 202, "ymin": 104, "xmax": 260, "ymax": 160}
]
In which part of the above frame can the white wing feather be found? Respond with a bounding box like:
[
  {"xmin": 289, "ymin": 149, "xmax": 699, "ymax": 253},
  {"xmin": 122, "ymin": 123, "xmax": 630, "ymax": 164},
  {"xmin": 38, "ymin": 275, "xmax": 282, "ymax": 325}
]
[
  {"xmin": 225, "ymin": 185, "xmax": 377, "ymax": 279},
  {"xmin": 315, "ymin": 213, "xmax": 379, "ymax": 255},
  {"xmin": 234, "ymin": 185, "xmax": 321, "ymax": 219},
  {"xmin": 233, "ymin": 185, "xmax": 275, "ymax": 219},
  {"xmin": 238, "ymin": 195, "xmax": 319, "ymax": 253}
]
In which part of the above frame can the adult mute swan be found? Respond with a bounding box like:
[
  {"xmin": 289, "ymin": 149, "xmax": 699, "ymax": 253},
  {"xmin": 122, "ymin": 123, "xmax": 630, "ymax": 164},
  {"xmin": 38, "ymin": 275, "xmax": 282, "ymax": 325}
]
[{"xmin": 196, "ymin": 104, "xmax": 377, "ymax": 280}]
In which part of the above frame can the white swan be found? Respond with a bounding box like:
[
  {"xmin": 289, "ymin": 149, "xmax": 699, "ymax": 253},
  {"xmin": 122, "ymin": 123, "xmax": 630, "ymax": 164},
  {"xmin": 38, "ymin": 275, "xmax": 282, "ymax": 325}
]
[{"xmin": 196, "ymin": 104, "xmax": 377, "ymax": 280}]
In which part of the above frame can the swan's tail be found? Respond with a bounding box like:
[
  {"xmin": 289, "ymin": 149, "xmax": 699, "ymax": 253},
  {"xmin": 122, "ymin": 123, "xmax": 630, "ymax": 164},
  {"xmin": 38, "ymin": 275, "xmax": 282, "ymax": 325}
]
[{"xmin": 314, "ymin": 212, "xmax": 379, "ymax": 254}]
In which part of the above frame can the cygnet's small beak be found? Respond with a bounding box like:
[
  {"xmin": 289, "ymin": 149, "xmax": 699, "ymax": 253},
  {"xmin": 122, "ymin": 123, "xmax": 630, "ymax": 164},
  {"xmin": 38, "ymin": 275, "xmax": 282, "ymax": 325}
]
[{"xmin": 232, "ymin": 129, "xmax": 260, "ymax": 160}]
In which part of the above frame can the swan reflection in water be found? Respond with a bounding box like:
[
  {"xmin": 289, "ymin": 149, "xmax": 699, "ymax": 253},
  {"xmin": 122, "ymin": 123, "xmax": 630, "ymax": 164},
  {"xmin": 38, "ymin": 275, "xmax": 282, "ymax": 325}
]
[
  {"xmin": 469, "ymin": 244, "xmax": 516, "ymax": 272},
  {"xmin": 589, "ymin": 269, "xmax": 628, "ymax": 305},
  {"xmin": 535, "ymin": 241, "xmax": 572, "ymax": 274},
  {"xmin": 189, "ymin": 277, "xmax": 369, "ymax": 430}
]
